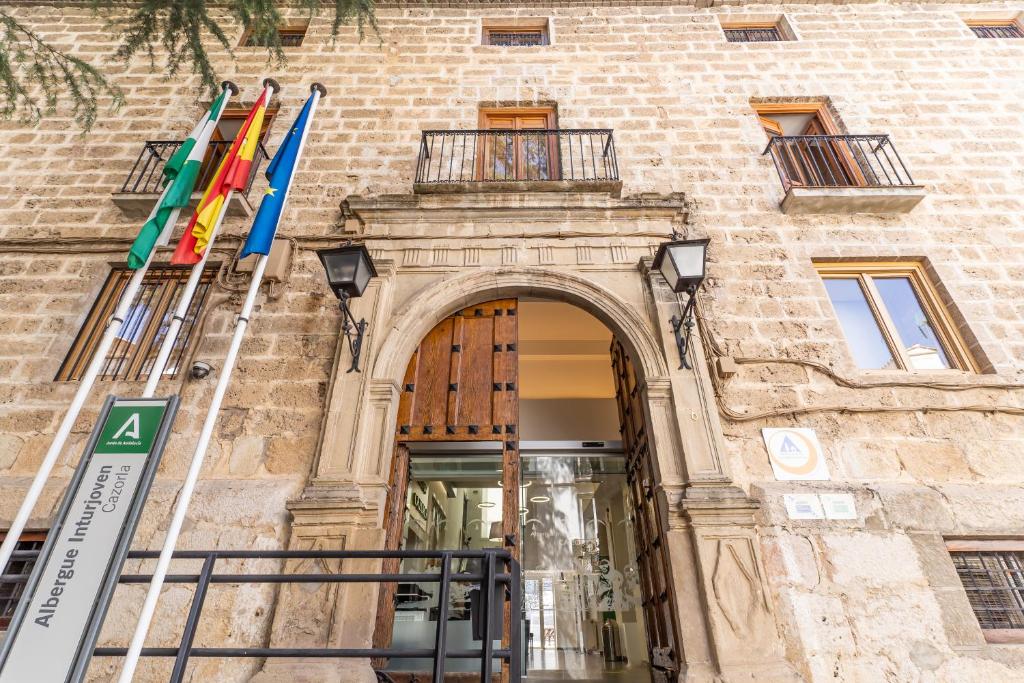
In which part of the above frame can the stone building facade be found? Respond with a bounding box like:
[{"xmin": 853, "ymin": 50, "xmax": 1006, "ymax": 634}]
[{"xmin": 1, "ymin": 1, "xmax": 1024, "ymax": 681}]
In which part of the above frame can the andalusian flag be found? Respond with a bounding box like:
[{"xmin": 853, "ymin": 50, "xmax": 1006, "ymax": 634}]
[
  {"xmin": 241, "ymin": 91, "xmax": 317, "ymax": 258},
  {"xmin": 171, "ymin": 89, "xmax": 269, "ymax": 265},
  {"xmin": 127, "ymin": 87, "xmax": 231, "ymax": 269}
]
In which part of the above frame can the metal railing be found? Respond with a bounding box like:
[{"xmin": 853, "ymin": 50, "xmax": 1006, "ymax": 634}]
[
  {"xmin": 1, "ymin": 547, "xmax": 520, "ymax": 683},
  {"xmin": 724, "ymin": 27, "xmax": 783, "ymax": 42},
  {"xmin": 415, "ymin": 129, "xmax": 618, "ymax": 185},
  {"xmin": 486, "ymin": 31, "xmax": 548, "ymax": 46},
  {"xmin": 970, "ymin": 24, "xmax": 1024, "ymax": 39},
  {"xmin": 120, "ymin": 140, "xmax": 269, "ymax": 196},
  {"xmin": 763, "ymin": 134, "xmax": 916, "ymax": 189}
]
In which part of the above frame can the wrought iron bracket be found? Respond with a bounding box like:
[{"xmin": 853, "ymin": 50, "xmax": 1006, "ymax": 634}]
[
  {"xmin": 670, "ymin": 285, "xmax": 698, "ymax": 370},
  {"xmin": 339, "ymin": 292, "xmax": 368, "ymax": 373}
]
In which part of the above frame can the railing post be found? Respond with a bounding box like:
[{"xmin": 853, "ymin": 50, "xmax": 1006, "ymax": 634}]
[
  {"xmin": 508, "ymin": 555, "xmax": 521, "ymax": 682},
  {"xmin": 481, "ymin": 550, "xmax": 496, "ymax": 683},
  {"xmin": 432, "ymin": 552, "xmax": 452, "ymax": 682},
  {"xmin": 169, "ymin": 553, "xmax": 217, "ymax": 683}
]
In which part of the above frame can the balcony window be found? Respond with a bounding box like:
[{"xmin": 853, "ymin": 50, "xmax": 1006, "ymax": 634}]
[
  {"xmin": 113, "ymin": 105, "xmax": 275, "ymax": 218},
  {"xmin": 56, "ymin": 265, "xmax": 215, "ymax": 382},
  {"xmin": 756, "ymin": 102, "xmax": 925, "ymax": 213},
  {"xmin": 482, "ymin": 19, "xmax": 550, "ymax": 46},
  {"xmin": 815, "ymin": 261, "xmax": 977, "ymax": 372},
  {"xmin": 414, "ymin": 107, "xmax": 619, "ymax": 194}
]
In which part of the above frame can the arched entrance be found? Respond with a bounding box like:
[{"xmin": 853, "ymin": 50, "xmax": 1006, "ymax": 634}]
[{"xmin": 370, "ymin": 275, "xmax": 682, "ymax": 682}]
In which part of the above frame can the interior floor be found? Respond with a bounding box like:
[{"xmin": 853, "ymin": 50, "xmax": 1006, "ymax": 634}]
[{"xmin": 525, "ymin": 649, "xmax": 648, "ymax": 682}]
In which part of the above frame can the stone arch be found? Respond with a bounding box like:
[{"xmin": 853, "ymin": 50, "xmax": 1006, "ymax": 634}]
[{"xmin": 371, "ymin": 266, "xmax": 670, "ymax": 386}]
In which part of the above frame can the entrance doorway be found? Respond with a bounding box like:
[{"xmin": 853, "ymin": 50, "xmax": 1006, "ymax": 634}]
[{"xmin": 376, "ymin": 299, "xmax": 679, "ymax": 682}]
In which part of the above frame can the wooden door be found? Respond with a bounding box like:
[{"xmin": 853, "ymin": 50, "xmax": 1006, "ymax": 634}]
[
  {"xmin": 374, "ymin": 300, "xmax": 520, "ymax": 677},
  {"xmin": 798, "ymin": 117, "xmax": 865, "ymax": 187},
  {"xmin": 611, "ymin": 339, "xmax": 681, "ymax": 683},
  {"xmin": 479, "ymin": 109, "xmax": 559, "ymax": 181}
]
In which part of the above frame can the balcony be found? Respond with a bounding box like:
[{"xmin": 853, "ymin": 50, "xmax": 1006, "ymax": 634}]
[
  {"xmin": 763, "ymin": 134, "xmax": 926, "ymax": 214},
  {"xmin": 111, "ymin": 140, "xmax": 269, "ymax": 218},
  {"xmin": 414, "ymin": 129, "xmax": 621, "ymax": 195}
]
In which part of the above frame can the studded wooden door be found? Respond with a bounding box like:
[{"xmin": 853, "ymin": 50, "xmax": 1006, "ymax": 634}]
[
  {"xmin": 373, "ymin": 299, "xmax": 520, "ymax": 671},
  {"xmin": 611, "ymin": 339, "xmax": 680, "ymax": 683}
]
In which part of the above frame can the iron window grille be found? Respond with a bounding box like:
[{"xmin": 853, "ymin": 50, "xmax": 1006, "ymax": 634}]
[
  {"xmin": 56, "ymin": 266, "xmax": 215, "ymax": 382},
  {"xmin": 242, "ymin": 26, "xmax": 307, "ymax": 47},
  {"xmin": 724, "ymin": 27, "xmax": 783, "ymax": 42},
  {"xmin": 485, "ymin": 30, "xmax": 548, "ymax": 46},
  {"xmin": 951, "ymin": 550, "xmax": 1024, "ymax": 629},
  {"xmin": 968, "ymin": 22, "xmax": 1024, "ymax": 39},
  {"xmin": 0, "ymin": 532, "xmax": 45, "ymax": 630}
]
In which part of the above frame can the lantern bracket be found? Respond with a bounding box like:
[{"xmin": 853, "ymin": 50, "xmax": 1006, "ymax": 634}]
[
  {"xmin": 670, "ymin": 285, "xmax": 698, "ymax": 370},
  {"xmin": 339, "ymin": 291, "xmax": 367, "ymax": 373}
]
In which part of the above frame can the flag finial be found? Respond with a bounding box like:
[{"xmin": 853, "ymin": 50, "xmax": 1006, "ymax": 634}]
[
  {"xmin": 262, "ymin": 77, "xmax": 281, "ymax": 93},
  {"xmin": 311, "ymin": 82, "xmax": 328, "ymax": 97},
  {"xmin": 222, "ymin": 80, "xmax": 240, "ymax": 95}
]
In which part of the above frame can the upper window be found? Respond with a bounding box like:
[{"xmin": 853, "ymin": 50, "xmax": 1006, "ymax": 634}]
[
  {"xmin": 241, "ymin": 22, "xmax": 308, "ymax": 47},
  {"xmin": 56, "ymin": 265, "xmax": 215, "ymax": 382},
  {"xmin": 815, "ymin": 261, "xmax": 976, "ymax": 372},
  {"xmin": 966, "ymin": 19, "xmax": 1024, "ymax": 39},
  {"xmin": 723, "ymin": 22, "xmax": 782, "ymax": 42},
  {"xmin": 0, "ymin": 531, "xmax": 45, "ymax": 630},
  {"xmin": 948, "ymin": 542, "xmax": 1024, "ymax": 637},
  {"xmin": 482, "ymin": 19, "xmax": 550, "ymax": 46}
]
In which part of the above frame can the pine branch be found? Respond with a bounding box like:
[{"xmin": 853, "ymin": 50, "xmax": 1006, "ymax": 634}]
[{"xmin": 0, "ymin": 10, "xmax": 124, "ymax": 130}]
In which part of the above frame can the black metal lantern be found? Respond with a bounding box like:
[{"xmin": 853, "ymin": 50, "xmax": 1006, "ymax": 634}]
[
  {"xmin": 652, "ymin": 238, "xmax": 710, "ymax": 370},
  {"xmin": 317, "ymin": 243, "xmax": 378, "ymax": 372}
]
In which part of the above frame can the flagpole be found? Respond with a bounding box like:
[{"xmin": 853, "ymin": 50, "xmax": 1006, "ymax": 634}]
[{"xmin": 117, "ymin": 78, "xmax": 287, "ymax": 683}]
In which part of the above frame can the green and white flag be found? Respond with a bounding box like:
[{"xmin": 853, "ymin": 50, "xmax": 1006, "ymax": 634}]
[{"xmin": 127, "ymin": 88, "xmax": 231, "ymax": 269}]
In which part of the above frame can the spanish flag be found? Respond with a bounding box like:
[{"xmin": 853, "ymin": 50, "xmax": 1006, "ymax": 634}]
[{"xmin": 171, "ymin": 88, "xmax": 269, "ymax": 265}]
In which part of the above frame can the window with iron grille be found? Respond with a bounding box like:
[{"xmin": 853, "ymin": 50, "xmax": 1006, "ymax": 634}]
[
  {"xmin": 241, "ymin": 25, "xmax": 307, "ymax": 47},
  {"xmin": 951, "ymin": 550, "xmax": 1024, "ymax": 630},
  {"xmin": 56, "ymin": 265, "xmax": 215, "ymax": 382},
  {"xmin": 724, "ymin": 26, "xmax": 783, "ymax": 42},
  {"xmin": 968, "ymin": 22, "xmax": 1024, "ymax": 39},
  {"xmin": 482, "ymin": 21, "xmax": 549, "ymax": 46},
  {"xmin": 1, "ymin": 531, "xmax": 46, "ymax": 630}
]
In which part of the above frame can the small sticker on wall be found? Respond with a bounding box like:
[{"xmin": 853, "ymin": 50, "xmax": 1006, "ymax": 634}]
[
  {"xmin": 820, "ymin": 493, "xmax": 857, "ymax": 520},
  {"xmin": 762, "ymin": 428, "xmax": 831, "ymax": 481},
  {"xmin": 783, "ymin": 494, "xmax": 825, "ymax": 520}
]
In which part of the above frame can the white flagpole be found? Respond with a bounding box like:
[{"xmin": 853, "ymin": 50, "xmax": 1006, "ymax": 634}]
[
  {"xmin": 141, "ymin": 79, "xmax": 277, "ymax": 398},
  {"xmin": 0, "ymin": 82, "xmax": 240, "ymax": 578},
  {"xmin": 117, "ymin": 78, "xmax": 290, "ymax": 683}
]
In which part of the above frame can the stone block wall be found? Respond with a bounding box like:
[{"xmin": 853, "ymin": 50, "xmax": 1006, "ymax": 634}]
[{"xmin": 1, "ymin": 1, "xmax": 1023, "ymax": 680}]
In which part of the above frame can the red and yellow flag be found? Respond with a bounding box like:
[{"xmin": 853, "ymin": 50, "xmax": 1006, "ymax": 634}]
[{"xmin": 171, "ymin": 90, "xmax": 269, "ymax": 265}]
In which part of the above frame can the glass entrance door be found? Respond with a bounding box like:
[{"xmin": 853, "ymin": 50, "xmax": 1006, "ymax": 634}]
[{"xmin": 520, "ymin": 446, "xmax": 650, "ymax": 681}]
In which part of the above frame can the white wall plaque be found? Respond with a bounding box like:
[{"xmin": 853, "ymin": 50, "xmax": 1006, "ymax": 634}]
[
  {"xmin": 820, "ymin": 493, "xmax": 857, "ymax": 520},
  {"xmin": 783, "ymin": 494, "xmax": 825, "ymax": 520},
  {"xmin": 762, "ymin": 428, "xmax": 831, "ymax": 481}
]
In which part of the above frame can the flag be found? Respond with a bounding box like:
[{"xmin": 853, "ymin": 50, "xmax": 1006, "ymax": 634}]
[
  {"xmin": 126, "ymin": 88, "xmax": 230, "ymax": 269},
  {"xmin": 171, "ymin": 89, "xmax": 269, "ymax": 265},
  {"xmin": 241, "ymin": 93, "xmax": 316, "ymax": 258}
]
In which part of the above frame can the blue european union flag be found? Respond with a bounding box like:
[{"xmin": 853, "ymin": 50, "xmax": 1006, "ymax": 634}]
[{"xmin": 240, "ymin": 93, "xmax": 317, "ymax": 258}]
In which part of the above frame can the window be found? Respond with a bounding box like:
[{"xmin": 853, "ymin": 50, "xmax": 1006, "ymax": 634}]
[
  {"xmin": 1, "ymin": 531, "xmax": 46, "ymax": 630},
  {"xmin": 57, "ymin": 265, "xmax": 215, "ymax": 382},
  {"xmin": 948, "ymin": 542, "xmax": 1024, "ymax": 636},
  {"xmin": 966, "ymin": 20, "xmax": 1024, "ymax": 39},
  {"xmin": 815, "ymin": 261, "xmax": 976, "ymax": 372},
  {"xmin": 241, "ymin": 22, "xmax": 308, "ymax": 47},
  {"xmin": 478, "ymin": 107, "xmax": 558, "ymax": 181},
  {"xmin": 723, "ymin": 23, "xmax": 783, "ymax": 42},
  {"xmin": 482, "ymin": 19, "xmax": 550, "ymax": 46}
]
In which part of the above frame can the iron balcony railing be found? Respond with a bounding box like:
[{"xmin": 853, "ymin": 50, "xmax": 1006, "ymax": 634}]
[
  {"xmin": 970, "ymin": 24, "xmax": 1024, "ymax": 39},
  {"xmin": 1, "ymin": 547, "xmax": 521, "ymax": 683},
  {"xmin": 724, "ymin": 27, "xmax": 783, "ymax": 42},
  {"xmin": 415, "ymin": 129, "xmax": 618, "ymax": 185},
  {"xmin": 120, "ymin": 140, "xmax": 269, "ymax": 196},
  {"xmin": 763, "ymin": 134, "xmax": 916, "ymax": 190}
]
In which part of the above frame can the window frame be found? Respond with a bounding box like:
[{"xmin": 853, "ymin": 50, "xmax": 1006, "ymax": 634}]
[
  {"xmin": 481, "ymin": 19, "xmax": 550, "ymax": 47},
  {"xmin": 721, "ymin": 21, "xmax": 784, "ymax": 43},
  {"xmin": 0, "ymin": 530, "xmax": 47, "ymax": 631},
  {"xmin": 947, "ymin": 540, "xmax": 1024, "ymax": 643},
  {"xmin": 239, "ymin": 22, "xmax": 309, "ymax": 48},
  {"xmin": 815, "ymin": 261, "xmax": 978, "ymax": 373},
  {"xmin": 56, "ymin": 264, "xmax": 216, "ymax": 382},
  {"xmin": 965, "ymin": 19, "xmax": 1024, "ymax": 39}
]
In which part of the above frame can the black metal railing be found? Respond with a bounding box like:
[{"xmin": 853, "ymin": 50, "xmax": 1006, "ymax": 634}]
[
  {"xmin": 486, "ymin": 31, "xmax": 548, "ymax": 46},
  {"xmin": 763, "ymin": 134, "xmax": 916, "ymax": 189},
  {"xmin": 415, "ymin": 129, "xmax": 618, "ymax": 185},
  {"xmin": 724, "ymin": 27, "xmax": 783, "ymax": 42},
  {"xmin": 120, "ymin": 140, "xmax": 269, "ymax": 196},
  {"xmin": 1, "ymin": 547, "xmax": 520, "ymax": 683},
  {"xmin": 970, "ymin": 24, "xmax": 1024, "ymax": 39}
]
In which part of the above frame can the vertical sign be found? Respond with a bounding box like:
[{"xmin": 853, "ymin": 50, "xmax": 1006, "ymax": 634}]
[{"xmin": 0, "ymin": 396, "xmax": 177, "ymax": 683}]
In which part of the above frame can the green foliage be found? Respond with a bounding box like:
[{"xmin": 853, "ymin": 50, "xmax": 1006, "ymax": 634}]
[
  {"xmin": 0, "ymin": 10, "xmax": 124, "ymax": 130},
  {"xmin": 0, "ymin": 1, "xmax": 377, "ymax": 130}
]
